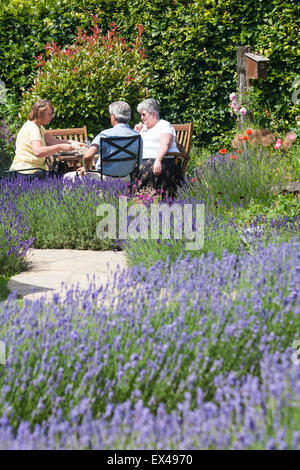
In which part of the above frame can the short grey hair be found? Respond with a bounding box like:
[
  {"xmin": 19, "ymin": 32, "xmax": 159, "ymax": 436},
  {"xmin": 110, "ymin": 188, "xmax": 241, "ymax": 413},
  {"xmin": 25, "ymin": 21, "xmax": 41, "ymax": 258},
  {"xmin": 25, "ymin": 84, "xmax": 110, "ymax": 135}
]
[
  {"xmin": 109, "ymin": 101, "xmax": 131, "ymax": 123},
  {"xmin": 137, "ymin": 98, "xmax": 160, "ymax": 118}
]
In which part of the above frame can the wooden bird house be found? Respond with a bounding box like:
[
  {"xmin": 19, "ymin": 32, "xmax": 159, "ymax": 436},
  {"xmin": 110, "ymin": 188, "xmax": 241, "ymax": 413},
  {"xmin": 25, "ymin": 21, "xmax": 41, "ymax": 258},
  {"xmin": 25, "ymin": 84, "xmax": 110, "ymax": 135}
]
[{"xmin": 245, "ymin": 53, "xmax": 270, "ymax": 80}]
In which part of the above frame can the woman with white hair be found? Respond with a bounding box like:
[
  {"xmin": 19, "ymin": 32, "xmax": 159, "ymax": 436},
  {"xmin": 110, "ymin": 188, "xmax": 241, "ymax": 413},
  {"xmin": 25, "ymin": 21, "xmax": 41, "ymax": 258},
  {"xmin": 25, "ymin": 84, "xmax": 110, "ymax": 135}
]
[{"xmin": 134, "ymin": 98, "xmax": 184, "ymax": 197}]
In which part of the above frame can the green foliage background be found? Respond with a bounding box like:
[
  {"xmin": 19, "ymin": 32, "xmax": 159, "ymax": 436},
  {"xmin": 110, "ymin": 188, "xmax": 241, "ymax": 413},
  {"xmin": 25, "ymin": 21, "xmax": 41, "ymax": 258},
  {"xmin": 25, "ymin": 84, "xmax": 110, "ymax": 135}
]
[
  {"xmin": 0, "ymin": 0, "xmax": 299, "ymax": 143},
  {"xmin": 19, "ymin": 21, "xmax": 151, "ymax": 135}
]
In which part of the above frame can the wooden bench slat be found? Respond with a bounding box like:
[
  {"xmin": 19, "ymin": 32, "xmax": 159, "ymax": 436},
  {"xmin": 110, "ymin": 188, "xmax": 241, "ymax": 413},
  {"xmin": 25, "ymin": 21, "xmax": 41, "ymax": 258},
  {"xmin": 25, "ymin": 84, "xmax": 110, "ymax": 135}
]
[
  {"xmin": 47, "ymin": 126, "xmax": 88, "ymax": 142},
  {"xmin": 170, "ymin": 123, "xmax": 193, "ymax": 173}
]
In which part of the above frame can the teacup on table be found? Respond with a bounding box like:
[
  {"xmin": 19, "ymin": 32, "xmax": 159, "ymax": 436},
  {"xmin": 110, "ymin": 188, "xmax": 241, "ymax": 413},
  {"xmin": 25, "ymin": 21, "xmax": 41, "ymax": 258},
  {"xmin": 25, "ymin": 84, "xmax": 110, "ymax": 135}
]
[{"xmin": 73, "ymin": 142, "xmax": 87, "ymax": 154}]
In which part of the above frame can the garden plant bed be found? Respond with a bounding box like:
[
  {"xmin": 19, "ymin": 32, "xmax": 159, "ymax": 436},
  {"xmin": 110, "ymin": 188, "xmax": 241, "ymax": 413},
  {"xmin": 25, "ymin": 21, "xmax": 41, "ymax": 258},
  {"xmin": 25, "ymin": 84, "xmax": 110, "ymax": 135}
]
[
  {"xmin": 0, "ymin": 140, "xmax": 299, "ymax": 448},
  {"xmin": 0, "ymin": 240, "xmax": 299, "ymax": 449}
]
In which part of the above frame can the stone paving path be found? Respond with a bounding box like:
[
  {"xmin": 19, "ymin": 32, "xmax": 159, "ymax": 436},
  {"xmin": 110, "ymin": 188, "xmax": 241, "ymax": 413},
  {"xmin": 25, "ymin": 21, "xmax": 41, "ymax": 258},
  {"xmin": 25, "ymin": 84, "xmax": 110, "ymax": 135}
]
[{"xmin": 7, "ymin": 249, "xmax": 128, "ymax": 302}]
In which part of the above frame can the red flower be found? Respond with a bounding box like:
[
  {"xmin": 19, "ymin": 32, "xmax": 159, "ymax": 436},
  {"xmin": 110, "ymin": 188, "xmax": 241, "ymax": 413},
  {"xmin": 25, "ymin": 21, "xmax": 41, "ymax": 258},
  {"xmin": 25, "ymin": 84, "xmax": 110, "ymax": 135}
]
[
  {"xmin": 229, "ymin": 155, "xmax": 237, "ymax": 160},
  {"xmin": 243, "ymin": 135, "xmax": 249, "ymax": 141},
  {"xmin": 245, "ymin": 129, "xmax": 252, "ymax": 135},
  {"xmin": 219, "ymin": 149, "xmax": 227, "ymax": 154}
]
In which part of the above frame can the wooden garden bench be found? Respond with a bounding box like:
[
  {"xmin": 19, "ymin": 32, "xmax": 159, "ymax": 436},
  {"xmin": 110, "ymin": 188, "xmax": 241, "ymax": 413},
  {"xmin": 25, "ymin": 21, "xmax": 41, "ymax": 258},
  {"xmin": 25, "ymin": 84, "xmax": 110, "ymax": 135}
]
[
  {"xmin": 46, "ymin": 126, "xmax": 88, "ymax": 143},
  {"xmin": 168, "ymin": 122, "xmax": 193, "ymax": 173}
]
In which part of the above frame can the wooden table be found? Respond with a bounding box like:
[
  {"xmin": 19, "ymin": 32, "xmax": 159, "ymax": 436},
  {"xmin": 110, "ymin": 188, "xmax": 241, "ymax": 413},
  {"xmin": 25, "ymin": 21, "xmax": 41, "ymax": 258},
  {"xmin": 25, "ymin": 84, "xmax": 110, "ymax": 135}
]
[{"xmin": 51, "ymin": 151, "xmax": 84, "ymax": 173}]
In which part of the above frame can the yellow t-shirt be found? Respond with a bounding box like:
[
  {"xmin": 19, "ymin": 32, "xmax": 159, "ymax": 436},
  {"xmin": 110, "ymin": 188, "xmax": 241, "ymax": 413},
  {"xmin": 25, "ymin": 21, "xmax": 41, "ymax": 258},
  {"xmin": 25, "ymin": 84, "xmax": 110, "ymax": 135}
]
[{"xmin": 10, "ymin": 120, "xmax": 46, "ymax": 174}]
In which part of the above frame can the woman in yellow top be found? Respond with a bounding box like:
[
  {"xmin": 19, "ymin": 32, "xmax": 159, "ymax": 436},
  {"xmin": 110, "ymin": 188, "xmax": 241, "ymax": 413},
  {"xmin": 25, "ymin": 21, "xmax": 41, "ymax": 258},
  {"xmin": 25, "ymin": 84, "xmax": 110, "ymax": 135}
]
[{"xmin": 9, "ymin": 99, "xmax": 76, "ymax": 178}]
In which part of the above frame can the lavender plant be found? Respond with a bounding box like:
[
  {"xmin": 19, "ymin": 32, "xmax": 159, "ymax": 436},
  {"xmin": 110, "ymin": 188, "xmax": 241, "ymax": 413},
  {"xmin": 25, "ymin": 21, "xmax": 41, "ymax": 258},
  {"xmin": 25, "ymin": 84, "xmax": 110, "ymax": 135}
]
[
  {"xmin": 0, "ymin": 240, "xmax": 299, "ymax": 449},
  {"xmin": 0, "ymin": 352, "xmax": 299, "ymax": 450},
  {"xmin": 0, "ymin": 175, "xmax": 131, "ymax": 276},
  {"xmin": 1, "ymin": 175, "xmax": 299, "ymax": 276},
  {"xmin": 0, "ymin": 175, "xmax": 129, "ymax": 252},
  {"xmin": 0, "ymin": 118, "xmax": 15, "ymax": 174},
  {"xmin": 180, "ymin": 146, "xmax": 285, "ymax": 209},
  {"xmin": 0, "ymin": 190, "xmax": 34, "ymax": 276},
  {"xmin": 123, "ymin": 204, "xmax": 300, "ymax": 268}
]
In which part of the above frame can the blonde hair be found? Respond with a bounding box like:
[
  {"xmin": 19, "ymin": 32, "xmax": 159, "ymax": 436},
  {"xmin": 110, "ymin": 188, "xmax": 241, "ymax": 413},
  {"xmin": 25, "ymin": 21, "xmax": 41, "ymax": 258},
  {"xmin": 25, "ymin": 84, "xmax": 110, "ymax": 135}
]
[{"xmin": 27, "ymin": 100, "xmax": 54, "ymax": 121}]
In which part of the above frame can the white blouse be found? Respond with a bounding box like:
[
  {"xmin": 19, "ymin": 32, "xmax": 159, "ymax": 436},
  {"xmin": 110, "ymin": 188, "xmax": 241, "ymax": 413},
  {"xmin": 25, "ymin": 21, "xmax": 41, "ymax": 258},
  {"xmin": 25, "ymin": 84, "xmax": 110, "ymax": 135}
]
[{"xmin": 140, "ymin": 119, "xmax": 179, "ymax": 159}]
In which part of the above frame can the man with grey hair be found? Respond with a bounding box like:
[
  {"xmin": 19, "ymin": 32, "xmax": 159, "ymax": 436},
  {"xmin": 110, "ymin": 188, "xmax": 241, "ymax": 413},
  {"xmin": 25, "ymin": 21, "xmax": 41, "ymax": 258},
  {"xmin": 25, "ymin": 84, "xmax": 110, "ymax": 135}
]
[{"xmin": 64, "ymin": 101, "xmax": 141, "ymax": 181}]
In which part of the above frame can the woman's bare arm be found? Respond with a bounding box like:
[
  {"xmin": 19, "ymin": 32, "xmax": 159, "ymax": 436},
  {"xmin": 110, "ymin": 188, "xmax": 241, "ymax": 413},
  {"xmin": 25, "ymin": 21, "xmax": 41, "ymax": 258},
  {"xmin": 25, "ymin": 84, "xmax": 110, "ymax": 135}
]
[{"xmin": 31, "ymin": 140, "xmax": 75, "ymax": 158}]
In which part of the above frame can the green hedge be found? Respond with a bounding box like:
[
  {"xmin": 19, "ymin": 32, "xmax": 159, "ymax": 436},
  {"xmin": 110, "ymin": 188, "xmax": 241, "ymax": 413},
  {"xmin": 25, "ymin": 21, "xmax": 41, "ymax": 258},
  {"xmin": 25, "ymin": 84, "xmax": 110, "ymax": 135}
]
[{"xmin": 0, "ymin": 0, "xmax": 299, "ymax": 145}]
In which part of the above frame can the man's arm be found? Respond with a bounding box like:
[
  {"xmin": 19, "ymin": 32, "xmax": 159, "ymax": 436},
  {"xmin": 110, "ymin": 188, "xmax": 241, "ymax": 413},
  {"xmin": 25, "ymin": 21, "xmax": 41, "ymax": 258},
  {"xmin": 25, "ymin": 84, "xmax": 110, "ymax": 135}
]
[{"xmin": 77, "ymin": 144, "xmax": 99, "ymax": 175}]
